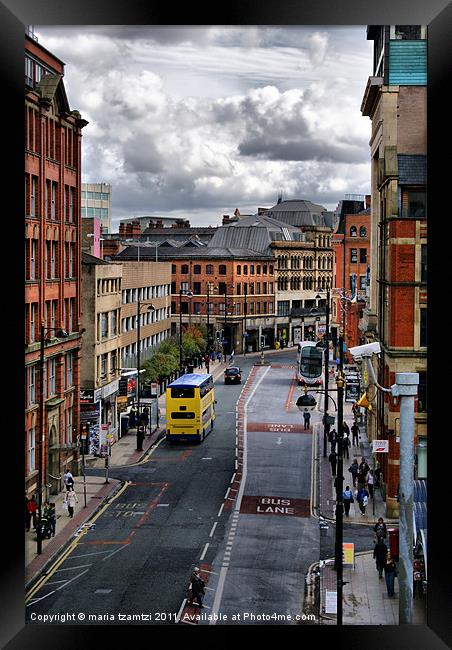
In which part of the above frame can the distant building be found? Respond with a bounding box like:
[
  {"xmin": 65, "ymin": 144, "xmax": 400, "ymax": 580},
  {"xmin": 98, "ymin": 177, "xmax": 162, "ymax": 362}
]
[{"xmin": 81, "ymin": 182, "xmax": 112, "ymax": 234}]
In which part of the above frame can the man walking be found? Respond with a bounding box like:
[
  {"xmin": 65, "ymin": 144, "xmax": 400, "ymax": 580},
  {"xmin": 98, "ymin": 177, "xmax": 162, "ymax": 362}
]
[
  {"xmin": 328, "ymin": 450, "xmax": 337, "ymax": 477},
  {"xmin": 373, "ymin": 538, "xmax": 388, "ymax": 578},
  {"xmin": 343, "ymin": 433, "xmax": 351, "ymax": 459},
  {"xmin": 188, "ymin": 567, "xmax": 205, "ymax": 608},
  {"xmin": 303, "ymin": 410, "xmax": 311, "ymax": 430},
  {"xmin": 351, "ymin": 422, "xmax": 360, "ymax": 447}
]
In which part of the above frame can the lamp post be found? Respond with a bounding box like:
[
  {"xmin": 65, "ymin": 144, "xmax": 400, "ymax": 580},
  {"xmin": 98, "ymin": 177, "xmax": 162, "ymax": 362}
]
[
  {"xmin": 316, "ymin": 283, "xmax": 331, "ymax": 458},
  {"xmin": 136, "ymin": 297, "xmax": 155, "ymax": 452},
  {"xmin": 243, "ymin": 282, "xmax": 248, "ymax": 356},
  {"xmin": 206, "ymin": 282, "xmax": 217, "ymax": 355},
  {"xmin": 38, "ymin": 322, "xmax": 68, "ymax": 555},
  {"xmin": 334, "ymin": 333, "xmax": 345, "ymax": 625},
  {"xmin": 179, "ymin": 287, "xmax": 193, "ymax": 373},
  {"xmin": 223, "ymin": 287, "xmax": 228, "ymax": 357}
]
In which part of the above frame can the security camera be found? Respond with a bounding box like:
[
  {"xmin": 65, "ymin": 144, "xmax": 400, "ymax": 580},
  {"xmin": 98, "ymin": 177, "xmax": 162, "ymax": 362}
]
[{"xmin": 349, "ymin": 342, "xmax": 381, "ymax": 360}]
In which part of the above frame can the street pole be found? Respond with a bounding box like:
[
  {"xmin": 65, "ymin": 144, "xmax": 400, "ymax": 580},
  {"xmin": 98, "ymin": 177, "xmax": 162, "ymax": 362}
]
[
  {"xmin": 224, "ymin": 288, "xmax": 228, "ymax": 358},
  {"xmin": 136, "ymin": 296, "xmax": 144, "ymax": 452},
  {"xmin": 323, "ymin": 283, "xmax": 330, "ymax": 458},
  {"xmin": 243, "ymin": 282, "xmax": 247, "ymax": 356},
  {"xmin": 206, "ymin": 282, "xmax": 210, "ymax": 354},
  {"xmin": 393, "ymin": 372, "xmax": 418, "ymax": 625},
  {"xmin": 179, "ymin": 287, "xmax": 183, "ymax": 373},
  {"xmin": 334, "ymin": 334, "xmax": 345, "ymax": 625}
]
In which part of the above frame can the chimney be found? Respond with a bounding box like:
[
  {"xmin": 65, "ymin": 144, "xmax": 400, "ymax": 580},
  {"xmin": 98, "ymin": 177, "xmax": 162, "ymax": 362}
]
[
  {"xmin": 156, "ymin": 219, "xmax": 163, "ymax": 228},
  {"xmin": 131, "ymin": 221, "xmax": 141, "ymax": 237},
  {"xmin": 223, "ymin": 215, "xmax": 230, "ymax": 225}
]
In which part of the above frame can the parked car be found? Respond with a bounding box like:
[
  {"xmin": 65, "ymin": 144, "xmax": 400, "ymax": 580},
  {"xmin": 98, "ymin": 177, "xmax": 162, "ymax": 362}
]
[{"xmin": 224, "ymin": 366, "xmax": 242, "ymax": 384}]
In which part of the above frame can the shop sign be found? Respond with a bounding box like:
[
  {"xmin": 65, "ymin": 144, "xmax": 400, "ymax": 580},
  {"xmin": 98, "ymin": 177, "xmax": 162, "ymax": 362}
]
[
  {"xmin": 103, "ymin": 379, "xmax": 119, "ymax": 399},
  {"xmin": 80, "ymin": 389, "xmax": 95, "ymax": 403},
  {"xmin": 372, "ymin": 440, "xmax": 389, "ymax": 453},
  {"xmin": 343, "ymin": 542, "xmax": 355, "ymax": 567}
]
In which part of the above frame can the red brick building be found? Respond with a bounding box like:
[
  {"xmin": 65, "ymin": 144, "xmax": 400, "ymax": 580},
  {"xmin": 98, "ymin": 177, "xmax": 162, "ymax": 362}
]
[
  {"xmin": 332, "ymin": 203, "xmax": 371, "ymax": 353},
  {"xmin": 25, "ymin": 32, "xmax": 88, "ymax": 498},
  {"xmin": 361, "ymin": 25, "xmax": 427, "ymax": 516}
]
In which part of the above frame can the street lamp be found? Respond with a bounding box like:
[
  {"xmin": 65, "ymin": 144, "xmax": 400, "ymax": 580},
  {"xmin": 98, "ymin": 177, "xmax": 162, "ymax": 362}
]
[
  {"xmin": 179, "ymin": 287, "xmax": 193, "ymax": 372},
  {"xmin": 38, "ymin": 322, "xmax": 68, "ymax": 554},
  {"xmin": 315, "ymin": 282, "xmax": 331, "ymax": 458},
  {"xmin": 243, "ymin": 282, "xmax": 248, "ymax": 356},
  {"xmin": 136, "ymin": 298, "xmax": 155, "ymax": 452},
  {"xmin": 333, "ymin": 334, "xmax": 345, "ymax": 625}
]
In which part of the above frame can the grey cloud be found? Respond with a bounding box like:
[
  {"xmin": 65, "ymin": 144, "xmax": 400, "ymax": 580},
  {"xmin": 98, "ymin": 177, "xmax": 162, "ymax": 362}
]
[{"xmin": 239, "ymin": 136, "xmax": 368, "ymax": 164}]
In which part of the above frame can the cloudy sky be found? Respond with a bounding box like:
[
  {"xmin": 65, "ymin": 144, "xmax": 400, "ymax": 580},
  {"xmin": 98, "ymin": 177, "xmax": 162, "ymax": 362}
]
[{"xmin": 34, "ymin": 26, "xmax": 373, "ymax": 228}]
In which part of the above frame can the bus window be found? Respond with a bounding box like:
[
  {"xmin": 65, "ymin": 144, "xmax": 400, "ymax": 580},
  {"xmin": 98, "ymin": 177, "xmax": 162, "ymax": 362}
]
[
  {"xmin": 171, "ymin": 387, "xmax": 195, "ymax": 399},
  {"xmin": 171, "ymin": 412, "xmax": 195, "ymax": 419}
]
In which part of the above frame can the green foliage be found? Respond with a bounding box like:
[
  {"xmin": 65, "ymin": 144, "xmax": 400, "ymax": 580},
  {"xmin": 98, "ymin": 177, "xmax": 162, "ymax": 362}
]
[{"xmin": 142, "ymin": 352, "xmax": 179, "ymax": 383}]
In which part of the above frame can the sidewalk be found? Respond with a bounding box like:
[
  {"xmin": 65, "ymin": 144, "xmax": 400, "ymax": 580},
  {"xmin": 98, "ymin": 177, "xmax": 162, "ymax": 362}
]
[
  {"xmin": 316, "ymin": 378, "xmax": 426, "ymax": 624},
  {"xmin": 25, "ymin": 357, "xmax": 230, "ymax": 589}
]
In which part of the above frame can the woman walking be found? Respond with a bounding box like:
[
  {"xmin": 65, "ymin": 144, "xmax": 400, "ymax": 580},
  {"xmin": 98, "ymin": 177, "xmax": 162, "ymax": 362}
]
[
  {"xmin": 383, "ymin": 552, "xmax": 398, "ymax": 597},
  {"xmin": 65, "ymin": 486, "xmax": 78, "ymax": 518},
  {"xmin": 343, "ymin": 485, "xmax": 354, "ymax": 516}
]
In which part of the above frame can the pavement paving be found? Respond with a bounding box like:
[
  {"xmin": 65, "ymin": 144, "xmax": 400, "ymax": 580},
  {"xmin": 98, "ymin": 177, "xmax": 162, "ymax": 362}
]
[{"xmin": 316, "ymin": 368, "xmax": 427, "ymax": 625}]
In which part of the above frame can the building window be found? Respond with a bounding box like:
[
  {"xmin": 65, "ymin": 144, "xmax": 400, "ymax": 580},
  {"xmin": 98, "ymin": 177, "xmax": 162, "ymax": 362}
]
[
  {"xmin": 69, "ymin": 188, "xmax": 74, "ymax": 223},
  {"xmin": 48, "ymin": 358, "xmax": 56, "ymax": 396},
  {"xmin": 360, "ymin": 226, "xmax": 367, "ymax": 237},
  {"xmin": 193, "ymin": 302, "xmax": 201, "ymax": 315},
  {"xmin": 394, "ymin": 25, "xmax": 422, "ymax": 40},
  {"xmin": 219, "ymin": 282, "xmax": 227, "ymax": 295},
  {"xmin": 350, "ymin": 226, "xmax": 357, "ymax": 237},
  {"xmin": 101, "ymin": 353, "xmax": 108, "ymax": 379},
  {"xmin": 402, "ymin": 190, "xmax": 427, "ymax": 218},
  {"xmin": 193, "ymin": 282, "xmax": 201, "ymax": 295},
  {"xmin": 181, "ymin": 264, "xmax": 189, "ymax": 274},
  {"xmin": 359, "ymin": 275, "xmax": 367, "ymax": 290},
  {"xmin": 350, "ymin": 248, "xmax": 358, "ymax": 263},
  {"xmin": 171, "ymin": 264, "xmax": 176, "ymax": 274},
  {"xmin": 418, "ymin": 371, "xmax": 427, "ymax": 413},
  {"xmin": 180, "ymin": 281, "xmax": 189, "ymax": 293},
  {"xmin": 110, "ymin": 350, "xmax": 117, "ymax": 375},
  {"xmin": 420, "ymin": 308, "xmax": 427, "ymax": 347},
  {"xmin": 101, "ymin": 313, "xmax": 108, "ymax": 339},
  {"xmin": 30, "ymin": 303, "xmax": 36, "ymax": 343},
  {"xmin": 359, "ymin": 249, "xmax": 367, "ymax": 264},
  {"xmin": 277, "ymin": 301, "xmax": 290, "ymax": 317},
  {"xmin": 27, "ymin": 427, "xmax": 36, "ymax": 473},
  {"xmin": 67, "ymin": 351, "xmax": 73, "ymax": 387},
  {"xmin": 28, "ymin": 365, "xmax": 36, "ymax": 406},
  {"xmin": 194, "ymin": 264, "xmax": 201, "ymax": 274},
  {"xmin": 51, "ymin": 182, "xmax": 57, "ymax": 219},
  {"xmin": 236, "ymin": 283, "xmax": 241, "ymax": 295},
  {"xmin": 421, "ymin": 244, "xmax": 427, "ymax": 283},
  {"xmin": 237, "ymin": 265, "xmax": 241, "ymax": 275},
  {"xmin": 243, "ymin": 265, "xmax": 248, "ymax": 275},
  {"xmin": 206, "ymin": 264, "xmax": 214, "ymax": 275}
]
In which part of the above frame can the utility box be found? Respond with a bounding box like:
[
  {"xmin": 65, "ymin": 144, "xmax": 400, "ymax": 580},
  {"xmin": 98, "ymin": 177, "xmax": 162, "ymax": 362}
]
[{"xmin": 388, "ymin": 528, "xmax": 399, "ymax": 561}]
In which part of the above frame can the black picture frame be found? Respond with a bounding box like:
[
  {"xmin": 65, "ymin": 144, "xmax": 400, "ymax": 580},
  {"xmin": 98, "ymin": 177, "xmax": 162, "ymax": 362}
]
[{"xmin": 2, "ymin": 0, "xmax": 449, "ymax": 647}]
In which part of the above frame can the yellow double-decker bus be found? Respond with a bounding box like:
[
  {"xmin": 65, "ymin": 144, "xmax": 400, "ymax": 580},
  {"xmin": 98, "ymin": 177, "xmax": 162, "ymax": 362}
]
[{"xmin": 165, "ymin": 373, "xmax": 215, "ymax": 443}]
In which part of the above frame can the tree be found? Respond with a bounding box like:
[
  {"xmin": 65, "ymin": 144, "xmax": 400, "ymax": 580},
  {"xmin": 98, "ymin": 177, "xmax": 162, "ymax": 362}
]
[{"xmin": 142, "ymin": 351, "xmax": 178, "ymax": 383}]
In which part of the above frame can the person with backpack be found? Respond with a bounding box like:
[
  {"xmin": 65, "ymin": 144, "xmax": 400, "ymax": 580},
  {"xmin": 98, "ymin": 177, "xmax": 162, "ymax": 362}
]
[
  {"xmin": 356, "ymin": 485, "xmax": 369, "ymax": 516},
  {"xmin": 343, "ymin": 485, "xmax": 354, "ymax": 516},
  {"xmin": 348, "ymin": 458, "xmax": 359, "ymax": 488},
  {"xmin": 188, "ymin": 567, "xmax": 205, "ymax": 608}
]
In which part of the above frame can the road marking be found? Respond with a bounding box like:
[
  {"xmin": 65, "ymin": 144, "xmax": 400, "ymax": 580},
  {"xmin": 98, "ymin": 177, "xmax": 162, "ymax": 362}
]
[
  {"xmin": 55, "ymin": 564, "xmax": 92, "ymax": 572},
  {"xmin": 200, "ymin": 543, "xmax": 209, "ymax": 561},
  {"xmin": 224, "ymin": 488, "xmax": 231, "ymax": 499},
  {"xmin": 276, "ymin": 437, "xmax": 283, "ymax": 445},
  {"xmin": 176, "ymin": 598, "xmax": 188, "ymax": 623},
  {"xmin": 209, "ymin": 522, "xmax": 218, "ymax": 538},
  {"xmin": 26, "ymin": 591, "xmax": 56, "ymax": 607},
  {"xmin": 157, "ymin": 503, "xmax": 169, "ymax": 507},
  {"xmin": 217, "ymin": 504, "xmax": 224, "ymax": 517},
  {"xmin": 102, "ymin": 544, "xmax": 130, "ymax": 561}
]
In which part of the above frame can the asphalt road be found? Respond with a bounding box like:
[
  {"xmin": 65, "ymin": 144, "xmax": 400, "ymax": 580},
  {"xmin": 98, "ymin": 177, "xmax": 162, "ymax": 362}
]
[{"xmin": 26, "ymin": 356, "xmax": 256, "ymax": 625}]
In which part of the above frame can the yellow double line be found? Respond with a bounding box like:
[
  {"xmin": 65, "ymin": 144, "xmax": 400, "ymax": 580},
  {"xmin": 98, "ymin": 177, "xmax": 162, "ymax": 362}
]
[{"xmin": 25, "ymin": 480, "xmax": 131, "ymax": 604}]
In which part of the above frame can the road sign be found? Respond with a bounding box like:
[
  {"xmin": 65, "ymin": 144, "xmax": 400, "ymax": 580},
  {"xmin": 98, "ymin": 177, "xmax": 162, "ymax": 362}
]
[{"xmin": 372, "ymin": 440, "xmax": 389, "ymax": 453}]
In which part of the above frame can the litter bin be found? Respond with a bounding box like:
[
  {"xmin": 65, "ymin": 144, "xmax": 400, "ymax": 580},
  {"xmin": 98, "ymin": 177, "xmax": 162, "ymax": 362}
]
[
  {"xmin": 387, "ymin": 528, "xmax": 399, "ymax": 561},
  {"xmin": 319, "ymin": 517, "xmax": 329, "ymax": 537}
]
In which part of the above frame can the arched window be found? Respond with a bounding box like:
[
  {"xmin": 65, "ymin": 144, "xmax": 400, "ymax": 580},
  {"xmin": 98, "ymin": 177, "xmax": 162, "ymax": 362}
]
[
  {"xmin": 181, "ymin": 264, "xmax": 189, "ymax": 274},
  {"xmin": 219, "ymin": 264, "xmax": 226, "ymax": 275},
  {"xmin": 193, "ymin": 264, "xmax": 201, "ymax": 274},
  {"xmin": 360, "ymin": 226, "xmax": 367, "ymax": 237},
  {"xmin": 350, "ymin": 226, "xmax": 357, "ymax": 237},
  {"xmin": 206, "ymin": 264, "xmax": 214, "ymax": 275}
]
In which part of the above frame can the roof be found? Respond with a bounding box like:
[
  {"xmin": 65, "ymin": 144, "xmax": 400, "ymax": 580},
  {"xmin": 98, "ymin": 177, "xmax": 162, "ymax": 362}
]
[
  {"xmin": 208, "ymin": 214, "xmax": 305, "ymax": 254},
  {"xmin": 82, "ymin": 251, "xmax": 108, "ymax": 265},
  {"xmin": 114, "ymin": 246, "xmax": 274, "ymax": 261},
  {"xmin": 262, "ymin": 199, "xmax": 330, "ymax": 228},
  {"xmin": 397, "ymin": 154, "xmax": 427, "ymax": 186},
  {"xmin": 36, "ymin": 73, "xmax": 70, "ymax": 113},
  {"xmin": 168, "ymin": 373, "xmax": 213, "ymax": 387}
]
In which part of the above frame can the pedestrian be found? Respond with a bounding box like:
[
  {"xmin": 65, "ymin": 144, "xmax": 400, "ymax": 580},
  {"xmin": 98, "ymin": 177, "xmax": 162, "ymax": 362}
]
[
  {"xmin": 210, "ymin": 350, "xmax": 215, "ymax": 363},
  {"xmin": 374, "ymin": 466, "xmax": 382, "ymax": 488},
  {"xmin": 367, "ymin": 469, "xmax": 375, "ymax": 499},
  {"xmin": 374, "ymin": 517, "xmax": 387, "ymax": 542},
  {"xmin": 47, "ymin": 501, "xmax": 56, "ymax": 537},
  {"xmin": 140, "ymin": 406, "xmax": 150, "ymax": 434},
  {"xmin": 328, "ymin": 450, "xmax": 337, "ymax": 477},
  {"xmin": 188, "ymin": 567, "xmax": 205, "ymax": 608},
  {"xmin": 348, "ymin": 458, "xmax": 359, "ymax": 487},
  {"xmin": 342, "ymin": 433, "xmax": 351, "ymax": 459},
  {"xmin": 356, "ymin": 469, "xmax": 367, "ymax": 490},
  {"xmin": 129, "ymin": 406, "xmax": 137, "ymax": 429},
  {"xmin": 383, "ymin": 552, "xmax": 398, "ymax": 597},
  {"xmin": 26, "ymin": 494, "xmax": 38, "ymax": 531},
  {"xmin": 359, "ymin": 457, "xmax": 370, "ymax": 478},
  {"xmin": 328, "ymin": 428, "xmax": 337, "ymax": 453},
  {"xmin": 217, "ymin": 351, "xmax": 222, "ymax": 363},
  {"xmin": 342, "ymin": 421, "xmax": 350, "ymax": 438},
  {"xmin": 343, "ymin": 485, "xmax": 354, "ymax": 516},
  {"xmin": 64, "ymin": 486, "xmax": 78, "ymax": 518},
  {"xmin": 63, "ymin": 469, "xmax": 74, "ymax": 490},
  {"xmin": 351, "ymin": 422, "xmax": 360, "ymax": 446},
  {"xmin": 373, "ymin": 538, "xmax": 388, "ymax": 579},
  {"xmin": 303, "ymin": 410, "xmax": 311, "ymax": 430},
  {"xmin": 356, "ymin": 485, "xmax": 369, "ymax": 516}
]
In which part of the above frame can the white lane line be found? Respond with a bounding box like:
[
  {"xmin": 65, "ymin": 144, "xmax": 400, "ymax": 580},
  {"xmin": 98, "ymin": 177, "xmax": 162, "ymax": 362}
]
[
  {"xmin": 230, "ymin": 473, "xmax": 236, "ymax": 484},
  {"xmin": 217, "ymin": 504, "xmax": 224, "ymax": 517},
  {"xmin": 200, "ymin": 543, "xmax": 209, "ymax": 561},
  {"xmin": 26, "ymin": 591, "xmax": 56, "ymax": 607},
  {"xmin": 44, "ymin": 579, "xmax": 67, "ymax": 585},
  {"xmin": 157, "ymin": 504, "xmax": 169, "ymax": 507},
  {"xmin": 70, "ymin": 549, "xmax": 114, "ymax": 559},
  {"xmin": 102, "ymin": 544, "xmax": 130, "ymax": 561},
  {"xmin": 176, "ymin": 598, "xmax": 188, "ymax": 623},
  {"xmin": 224, "ymin": 488, "xmax": 231, "ymax": 499},
  {"xmin": 209, "ymin": 522, "xmax": 218, "ymax": 538},
  {"xmin": 210, "ymin": 566, "xmax": 228, "ymax": 623},
  {"xmin": 55, "ymin": 568, "xmax": 90, "ymax": 591},
  {"xmin": 55, "ymin": 563, "xmax": 92, "ymax": 572}
]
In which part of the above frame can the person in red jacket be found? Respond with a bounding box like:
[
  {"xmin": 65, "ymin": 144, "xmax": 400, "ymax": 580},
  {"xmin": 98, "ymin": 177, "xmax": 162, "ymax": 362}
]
[{"xmin": 26, "ymin": 494, "xmax": 38, "ymax": 531}]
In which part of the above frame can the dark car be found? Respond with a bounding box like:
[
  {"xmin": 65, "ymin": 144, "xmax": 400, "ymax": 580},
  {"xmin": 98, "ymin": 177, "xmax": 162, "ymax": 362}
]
[{"xmin": 224, "ymin": 366, "xmax": 242, "ymax": 384}]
